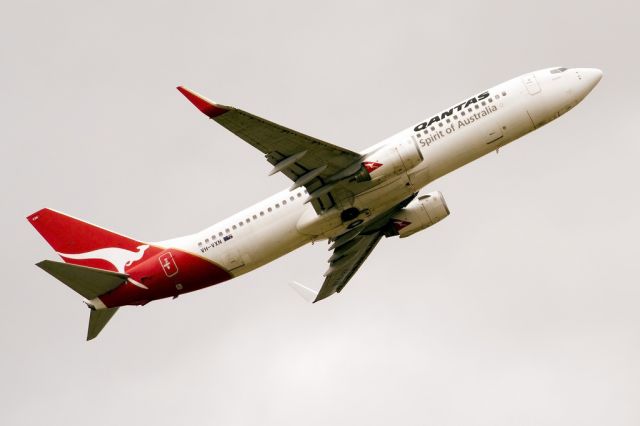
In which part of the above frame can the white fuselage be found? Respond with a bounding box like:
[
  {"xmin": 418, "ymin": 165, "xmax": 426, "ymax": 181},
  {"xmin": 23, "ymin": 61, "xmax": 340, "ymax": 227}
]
[{"xmin": 160, "ymin": 67, "xmax": 602, "ymax": 278}]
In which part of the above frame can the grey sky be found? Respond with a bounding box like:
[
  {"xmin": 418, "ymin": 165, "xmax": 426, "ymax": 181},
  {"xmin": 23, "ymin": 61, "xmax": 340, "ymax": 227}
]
[{"xmin": 2, "ymin": 1, "xmax": 639, "ymax": 425}]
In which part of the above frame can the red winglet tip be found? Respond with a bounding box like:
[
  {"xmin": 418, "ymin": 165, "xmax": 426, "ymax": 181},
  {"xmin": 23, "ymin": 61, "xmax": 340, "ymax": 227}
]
[{"xmin": 176, "ymin": 86, "xmax": 228, "ymax": 118}]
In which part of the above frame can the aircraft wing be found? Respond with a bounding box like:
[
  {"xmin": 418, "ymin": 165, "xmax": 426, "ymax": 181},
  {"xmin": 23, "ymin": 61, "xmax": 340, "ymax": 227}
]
[
  {"xmin": 178, "ymin": 86, "xmax": 375, "ymax": 213},
  {"xmin": 312, "ymin": 195, "xmax": 416, "ymax": 302},
  {"xmin": 314, "ymin": 231, "xmax": 383, "ymax": 302}
]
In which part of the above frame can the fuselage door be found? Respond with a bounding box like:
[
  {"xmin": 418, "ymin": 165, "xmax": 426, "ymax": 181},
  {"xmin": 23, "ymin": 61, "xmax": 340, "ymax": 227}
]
[
  {"xmin": 158, "ymin": 251, "xmax": 179, "ymax": 277},
  {"xmin": 521, "ymin": 74, "xmax": 542, "ymax": 95}
]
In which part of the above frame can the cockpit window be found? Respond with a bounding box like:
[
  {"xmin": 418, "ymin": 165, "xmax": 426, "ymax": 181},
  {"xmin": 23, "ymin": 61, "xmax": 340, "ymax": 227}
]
[{"xmin": 550, "ymin": 67, "xmax": 568, "ymax": 74}]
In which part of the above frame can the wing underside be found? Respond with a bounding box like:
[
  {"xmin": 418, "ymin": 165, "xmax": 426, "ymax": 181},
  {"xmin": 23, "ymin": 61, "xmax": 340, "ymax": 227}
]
[
  {"xmin": 177, "ymin": 86, "xmax": 377, "ymax": 213},
  {"xmin": 313, "ymin": 195, "xmax": 416, "ymax": 301},
  {"xmin": 315, "ymin": 232, "xmax": 383, "ymax": 302}
]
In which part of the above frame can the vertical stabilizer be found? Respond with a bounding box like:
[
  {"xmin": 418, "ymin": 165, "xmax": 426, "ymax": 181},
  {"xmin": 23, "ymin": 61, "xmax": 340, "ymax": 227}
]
[{"xmin": 27, "ymin": 208, "xmax": 154, "ymax": 273}]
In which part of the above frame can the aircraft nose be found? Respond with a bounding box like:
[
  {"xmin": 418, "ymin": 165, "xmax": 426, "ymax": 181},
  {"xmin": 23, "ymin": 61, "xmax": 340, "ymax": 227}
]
[
  {"xmin": 584, "ymin": 68, "xmax": 603, "ymax": 87},
  {"xmin": 570, "ymin": 68, "xmax": 602, "ymax": 100}
]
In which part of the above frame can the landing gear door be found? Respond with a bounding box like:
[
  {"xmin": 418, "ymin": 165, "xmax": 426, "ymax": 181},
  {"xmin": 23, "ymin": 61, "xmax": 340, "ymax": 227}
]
[{"xmin": 522, "ymin": 74, "xmax": 541, "ymax": 95}]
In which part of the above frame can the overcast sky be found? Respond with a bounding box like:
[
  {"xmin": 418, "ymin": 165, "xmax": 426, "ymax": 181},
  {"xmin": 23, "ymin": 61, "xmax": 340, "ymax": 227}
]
[{"xmin": 2, "ymin": 1, "xmax": 639, "ymax": 425}]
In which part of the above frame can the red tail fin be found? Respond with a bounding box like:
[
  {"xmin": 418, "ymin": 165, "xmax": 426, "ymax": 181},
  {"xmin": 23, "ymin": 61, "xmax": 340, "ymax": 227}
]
[{"xmin": 27, "ymin": 208, "xmax": 156, "ymax": 273}]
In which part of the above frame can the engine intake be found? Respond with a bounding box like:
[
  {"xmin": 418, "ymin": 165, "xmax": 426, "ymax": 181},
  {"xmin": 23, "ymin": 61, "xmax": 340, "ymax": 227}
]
[{"xmin": 388, "ymin": 191, "xmax": 450, "ymax": 238}]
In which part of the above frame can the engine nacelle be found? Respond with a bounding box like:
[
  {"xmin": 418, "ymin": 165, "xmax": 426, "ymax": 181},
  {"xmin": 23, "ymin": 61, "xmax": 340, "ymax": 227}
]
[
  {"xmin": 359, "ymin": 139, "xmax": 423, "ymax": 182},
  {"xmin": 389, "ymin": 191, "xmax": 450, "ymax": 238}
]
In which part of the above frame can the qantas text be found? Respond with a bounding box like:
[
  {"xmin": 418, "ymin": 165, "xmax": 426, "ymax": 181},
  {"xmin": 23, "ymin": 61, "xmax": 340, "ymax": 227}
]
[{"xmin": 413, "ymin": 92, "xmax": 490, "ymax": 132}]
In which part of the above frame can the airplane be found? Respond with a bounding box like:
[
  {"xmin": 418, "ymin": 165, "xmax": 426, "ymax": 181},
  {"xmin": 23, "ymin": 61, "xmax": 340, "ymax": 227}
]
[{"xmin": 28, "ymin": 67, "xmax": 602, "ymax": 340}]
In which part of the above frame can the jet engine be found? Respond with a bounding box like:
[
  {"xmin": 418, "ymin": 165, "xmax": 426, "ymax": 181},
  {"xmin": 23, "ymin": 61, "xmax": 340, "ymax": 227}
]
[
  {"xmin": 388, "ymin": 191, "xmax": 450, "ymax": 238},
  {"xmin": 356, "ymin": 139, "xmax": 423, "ymax": 182}
]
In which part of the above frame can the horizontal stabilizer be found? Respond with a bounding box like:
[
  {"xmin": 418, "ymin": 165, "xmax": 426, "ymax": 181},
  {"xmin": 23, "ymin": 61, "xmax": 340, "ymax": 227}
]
[
  {"xmin": 36, "ymin": 260, "xmax": 127, "ymax": 300},
  {"xmin": 88, "ymin": 308, "xmax": 119, "ymax": 341}
]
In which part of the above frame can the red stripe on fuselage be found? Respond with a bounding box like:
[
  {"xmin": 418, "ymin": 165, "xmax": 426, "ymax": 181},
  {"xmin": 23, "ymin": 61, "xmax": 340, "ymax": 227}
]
[{"xmin": 98, "ymin": 248, "xmax": 232, "ymax": 307}]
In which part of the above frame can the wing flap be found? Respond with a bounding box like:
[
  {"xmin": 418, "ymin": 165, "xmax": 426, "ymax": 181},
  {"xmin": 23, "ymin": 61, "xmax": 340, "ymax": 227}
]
[{"xmin": 314, "ymin": 232, "xmax": 383, "ymax": 302}]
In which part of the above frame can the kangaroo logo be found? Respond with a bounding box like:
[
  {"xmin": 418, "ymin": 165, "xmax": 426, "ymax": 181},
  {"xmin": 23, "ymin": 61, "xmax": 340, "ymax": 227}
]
[{"xmin": 58, "ymin": 244, "xmax": 150, "ymax": 274}]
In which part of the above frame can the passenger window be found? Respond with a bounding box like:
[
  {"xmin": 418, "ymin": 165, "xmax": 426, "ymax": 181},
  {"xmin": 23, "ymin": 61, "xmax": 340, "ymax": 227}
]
[
  {"xmin": 218, "ymin": 232, "xmax": 223, "ymax": 237},
  {"xmin": 239, "ymin": 222, "xmax": 243, "ymax": 227},
  {"xmin": 246, "ymin": 218, "xmax": 250, "ymax": 223},
  {"xmin": 205, "ymin": 238, "xmax": 209, "ymax": 243},
  {"xmin": 290, "ymin": 196, "xmax": 294, "ymax": 201},
  {"xmin": 225, "ymin": 228, "xmax": 230, "ymax": 233},
  {"xmin": 253, "ymin": 215, "xmax": 257, "ymax": 220},
  {"xmin": 495, "ymin": 94, "xmax": 500, "ymax": 100},
  {"xmin": 297, "ymin": 193, "xmax": 302, "ymax": 198},
  {"xmin": 260, "ymin": 211, "xmax": 265, "ymax": 216},
  {"xmin": 198, "ymin": 242, "xmax": 203, "ymax": 246},
  {"xmin": 268, "ymin": 207, "xmax": 272, "ymax": 212},
  {"xmin": 232, "ymin": 225, "xmax": 237, "ymax": 230},
  {"xmin": 282, "ymin": 200, "xmax": 287, "ymax": 205}
]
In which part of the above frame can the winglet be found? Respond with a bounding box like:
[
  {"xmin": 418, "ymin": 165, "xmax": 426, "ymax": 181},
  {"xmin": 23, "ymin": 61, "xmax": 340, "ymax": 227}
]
[
  {"xmin": 289, "ymin": 281, "xmax": 319, "ymax": 303},
  {"xmin": 177, "ymin": 86, "xmax": 230, "ymax": 118}
]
